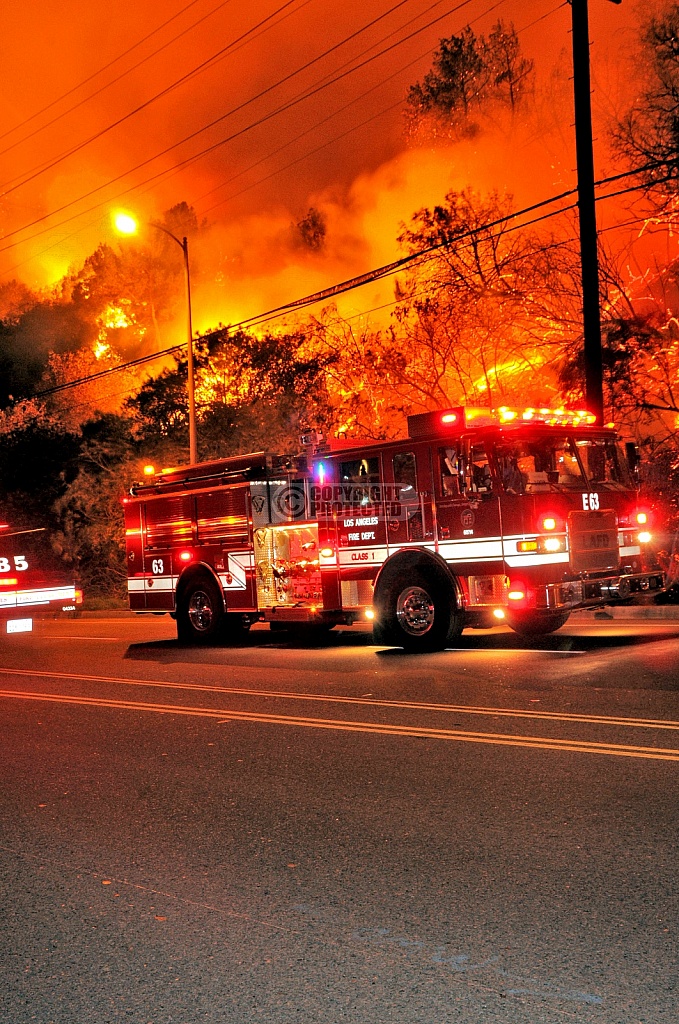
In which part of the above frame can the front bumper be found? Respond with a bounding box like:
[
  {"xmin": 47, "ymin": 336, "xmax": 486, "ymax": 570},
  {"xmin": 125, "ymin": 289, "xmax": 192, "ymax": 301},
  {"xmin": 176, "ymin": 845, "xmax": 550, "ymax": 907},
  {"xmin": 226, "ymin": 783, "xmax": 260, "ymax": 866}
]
[{"xmin": 538, "ymin": 571, "xmax": 666, "ymax": 611}]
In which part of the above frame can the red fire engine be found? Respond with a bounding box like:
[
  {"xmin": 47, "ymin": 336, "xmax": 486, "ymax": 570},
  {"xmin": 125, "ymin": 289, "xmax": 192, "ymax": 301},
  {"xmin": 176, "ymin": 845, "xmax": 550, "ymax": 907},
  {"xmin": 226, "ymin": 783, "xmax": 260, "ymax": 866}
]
[
  {"xmin": 0, "ymin": 521, "xmax": 82, "ymax": 634},
  {"xmin": 123, "ymin": 405, "xmax": 665, "ymax": 651}
]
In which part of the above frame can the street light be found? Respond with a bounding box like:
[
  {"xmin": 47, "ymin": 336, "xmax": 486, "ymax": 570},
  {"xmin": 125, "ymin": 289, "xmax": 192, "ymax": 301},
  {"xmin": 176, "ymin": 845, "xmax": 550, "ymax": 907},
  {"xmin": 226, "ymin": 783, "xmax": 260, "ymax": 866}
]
[{"xmin": 113, "ymin": 211, "xmax": 198, "ymax": 465}]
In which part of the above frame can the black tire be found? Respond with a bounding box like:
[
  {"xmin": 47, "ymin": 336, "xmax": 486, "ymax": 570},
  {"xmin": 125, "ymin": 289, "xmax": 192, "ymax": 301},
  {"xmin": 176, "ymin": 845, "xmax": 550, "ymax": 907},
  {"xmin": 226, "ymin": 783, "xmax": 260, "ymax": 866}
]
[
  {"xmin": 176, "ymin": 576, "xmax": 225, "ymax": 644},
  {"xmin": 375, "ymin": 571, "xmax": 461, "ymax": 652},
  {"xmin": 506, "ymin": 610, "xmax": 570, "ymax": 637}
]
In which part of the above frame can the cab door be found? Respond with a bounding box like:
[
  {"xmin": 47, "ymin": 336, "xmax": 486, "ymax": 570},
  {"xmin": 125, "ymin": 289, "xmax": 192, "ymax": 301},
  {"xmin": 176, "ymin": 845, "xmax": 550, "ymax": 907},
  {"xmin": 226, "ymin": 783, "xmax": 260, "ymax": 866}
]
[
  {"xmin": 433, "ymin": 439, "xmax": 504, "ymax": 575},
  {"xmin": 387, "ymin": 448, "xmax": 434, "ymax": 550}
]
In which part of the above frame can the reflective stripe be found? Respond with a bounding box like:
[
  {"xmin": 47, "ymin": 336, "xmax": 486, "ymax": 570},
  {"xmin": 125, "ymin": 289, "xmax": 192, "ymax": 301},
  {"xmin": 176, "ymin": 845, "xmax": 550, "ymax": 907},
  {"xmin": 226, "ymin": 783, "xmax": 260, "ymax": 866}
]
[
  {"xmin": 438, "ymin": 539, "xmax": 504, "ymax": 561},
  {"xmin": 504, "ymin": 553, "xmax": 570, "ymax": 567},
  {"xmin": 0, "ymin": 586, "xmax": 76, "ymax": 609},
  {"xmin": 127, "ymin": 576, "xmax": 175, "ymax": 593}
]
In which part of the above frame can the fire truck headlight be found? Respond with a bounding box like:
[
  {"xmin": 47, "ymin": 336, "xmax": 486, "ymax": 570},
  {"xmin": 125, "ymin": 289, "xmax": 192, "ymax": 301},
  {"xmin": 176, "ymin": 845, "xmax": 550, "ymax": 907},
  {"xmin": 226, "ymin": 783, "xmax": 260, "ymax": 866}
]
[
  {"xmin": 541, "ymin": 537, "xmax": 563, "ymax": 553},
  {"xmin": 493, "ymin": 608, "xmax": 506, "ymax": 620},
  {"xmin": 365, "ymin": 608, "xmax": 375, "ymax": 620},
  {"xmin": 637, "ymin": 531, "xmax": 652, "ymax": 544}
]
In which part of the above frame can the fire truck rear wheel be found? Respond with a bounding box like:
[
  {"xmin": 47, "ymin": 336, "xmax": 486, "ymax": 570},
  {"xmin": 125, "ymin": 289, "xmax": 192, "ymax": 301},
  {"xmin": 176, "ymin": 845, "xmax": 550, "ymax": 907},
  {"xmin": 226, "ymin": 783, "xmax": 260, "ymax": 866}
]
[
  {"xmin": 379, "ymin": 572, "xmax": 460, "ymax": 652},
  {"xmin": 506, "ymin": 610, "xmax": 571, "ymax": 637},
  {"xmin": 177, "ymin": 577, "xmax": 225, "ymax": 644}
]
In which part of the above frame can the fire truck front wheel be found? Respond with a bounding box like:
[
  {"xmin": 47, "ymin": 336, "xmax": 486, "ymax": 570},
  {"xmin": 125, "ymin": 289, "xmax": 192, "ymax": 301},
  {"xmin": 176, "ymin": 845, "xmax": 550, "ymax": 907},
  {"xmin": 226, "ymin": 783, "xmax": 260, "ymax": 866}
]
[
  {"xmin": 177, "ymin": 576, "xmax": 225, "ymax": 644},
  {"xmin": 506, "ymin": 610, "xmax": 571, "ymax": 637},
  {"xmin": 377, "ymin": 571, "xmax": 461, "ymax": 652}
]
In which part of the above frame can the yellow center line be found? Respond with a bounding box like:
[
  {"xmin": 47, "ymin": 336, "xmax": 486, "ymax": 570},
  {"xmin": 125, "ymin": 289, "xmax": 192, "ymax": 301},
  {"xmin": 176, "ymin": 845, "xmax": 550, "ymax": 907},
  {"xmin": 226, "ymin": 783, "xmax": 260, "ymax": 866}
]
[
  {"xmin": 0, "ymin": 667, "xmax": 677, "ymax": 731},
  {"xmin": 2, "ymin": 688, "xmax": 679, "ymax": 761}
]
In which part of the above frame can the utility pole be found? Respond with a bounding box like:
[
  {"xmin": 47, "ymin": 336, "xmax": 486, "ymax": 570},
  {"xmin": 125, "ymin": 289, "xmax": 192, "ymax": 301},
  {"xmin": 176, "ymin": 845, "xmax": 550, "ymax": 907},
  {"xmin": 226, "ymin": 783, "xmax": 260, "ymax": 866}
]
[{"xmin": 569, "ymin": 0, "xmax": 621, "ymax": 423}]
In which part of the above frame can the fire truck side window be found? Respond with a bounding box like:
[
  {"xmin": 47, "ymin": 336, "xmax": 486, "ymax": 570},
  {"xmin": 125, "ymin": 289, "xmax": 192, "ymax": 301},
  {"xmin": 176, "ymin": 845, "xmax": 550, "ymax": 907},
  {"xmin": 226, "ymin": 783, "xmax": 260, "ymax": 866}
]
[
  {"xmin": 468, "ymin": 444, "xmax": 493, "ymax": 494},
  {"xmin": 393, "ymin": 452, "xmax": 417, "ymax": 498},
  {"xmin": 439, "ymin": 446, "xmax": 462, "ymax": 497},
  {"xmin": 339, "ymin": 456, "xmax": 380, "ymax": 505},
  {"xmin": 339, "ymin": 457, "xmax": 380, "ymax": 483}
]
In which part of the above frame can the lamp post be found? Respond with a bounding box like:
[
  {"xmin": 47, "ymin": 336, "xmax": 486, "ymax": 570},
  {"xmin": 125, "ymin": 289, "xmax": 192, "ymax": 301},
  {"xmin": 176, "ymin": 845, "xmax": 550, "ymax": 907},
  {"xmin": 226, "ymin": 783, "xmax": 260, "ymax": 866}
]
[{"xmin": 114, "ymin": 212, "xmax": 198, "ymax": 465}]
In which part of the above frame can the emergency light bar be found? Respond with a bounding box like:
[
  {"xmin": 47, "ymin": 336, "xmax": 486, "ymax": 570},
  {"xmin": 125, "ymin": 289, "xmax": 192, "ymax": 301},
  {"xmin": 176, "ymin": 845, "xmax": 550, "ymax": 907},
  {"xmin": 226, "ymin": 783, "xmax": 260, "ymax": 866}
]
[{"xmin": 407, "ymin": 405, "xmax": 597, "ymax": 438}]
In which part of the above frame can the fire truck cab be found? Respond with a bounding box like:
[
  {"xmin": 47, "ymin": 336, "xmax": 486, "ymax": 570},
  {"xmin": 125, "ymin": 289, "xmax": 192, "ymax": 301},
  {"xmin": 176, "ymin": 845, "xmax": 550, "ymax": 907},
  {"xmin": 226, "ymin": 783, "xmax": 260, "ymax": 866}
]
[{"xmin": 123, "ymin": 406, "xmax": 665, "ymax": 651}]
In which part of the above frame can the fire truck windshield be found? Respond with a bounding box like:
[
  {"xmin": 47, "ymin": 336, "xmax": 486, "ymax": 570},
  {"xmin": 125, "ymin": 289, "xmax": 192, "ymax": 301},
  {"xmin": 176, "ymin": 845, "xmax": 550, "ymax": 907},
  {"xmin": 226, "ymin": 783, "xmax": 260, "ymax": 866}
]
[
  {"xmin": 494, "ymin": 436, "xmax": 634, "ymax": 494},
  {"xmin": 574, "ymin": 438, "xmax": 633, "ymax": 490},
  {"xmin": 494, "ymin": 437, "xmax": 584, "ymax": 494}
]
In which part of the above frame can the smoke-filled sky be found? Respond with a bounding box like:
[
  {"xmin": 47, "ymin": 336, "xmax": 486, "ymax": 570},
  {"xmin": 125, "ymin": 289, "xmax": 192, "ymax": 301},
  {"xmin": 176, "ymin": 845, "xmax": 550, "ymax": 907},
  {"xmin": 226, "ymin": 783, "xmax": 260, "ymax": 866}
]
[{"xmin": 0, "ymin": 0, "xmax": 663, "ymax": 335}]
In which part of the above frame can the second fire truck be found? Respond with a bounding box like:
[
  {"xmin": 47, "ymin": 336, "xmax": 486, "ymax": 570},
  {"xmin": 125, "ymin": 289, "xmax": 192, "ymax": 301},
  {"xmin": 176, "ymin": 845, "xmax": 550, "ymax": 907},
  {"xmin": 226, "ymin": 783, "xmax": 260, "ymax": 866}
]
[
  {"xmin": 123, "ymin": 405, "xmax": 665, "ymax": 651},
  {"xmin": 0, "ymin": 521, "xmax": 82, "ymax": 635}
]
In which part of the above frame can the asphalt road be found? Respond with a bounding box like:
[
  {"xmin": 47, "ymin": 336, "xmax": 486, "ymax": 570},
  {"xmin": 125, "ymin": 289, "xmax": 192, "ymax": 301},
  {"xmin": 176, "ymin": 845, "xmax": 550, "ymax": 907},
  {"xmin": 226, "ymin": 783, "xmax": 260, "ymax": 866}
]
[{"xmin": 1, "ymin": 614, "xmax": 678, "ymax": 1023}]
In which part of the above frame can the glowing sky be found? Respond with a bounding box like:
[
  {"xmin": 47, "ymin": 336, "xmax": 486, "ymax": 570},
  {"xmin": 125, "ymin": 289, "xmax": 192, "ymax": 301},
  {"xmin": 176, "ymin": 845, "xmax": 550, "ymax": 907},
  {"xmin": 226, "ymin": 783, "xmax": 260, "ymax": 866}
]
[{"xmin": 0, "ymin": 0, "xmax": 659, "ymax": 330}]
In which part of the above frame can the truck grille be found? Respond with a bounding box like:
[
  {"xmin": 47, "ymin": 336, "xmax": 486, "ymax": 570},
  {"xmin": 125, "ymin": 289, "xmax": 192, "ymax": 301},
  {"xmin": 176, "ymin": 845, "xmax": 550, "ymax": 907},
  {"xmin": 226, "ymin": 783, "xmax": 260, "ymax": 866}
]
[{"xmin": 568, "ymin": 509, "xmax": 619, "ymax": 573}]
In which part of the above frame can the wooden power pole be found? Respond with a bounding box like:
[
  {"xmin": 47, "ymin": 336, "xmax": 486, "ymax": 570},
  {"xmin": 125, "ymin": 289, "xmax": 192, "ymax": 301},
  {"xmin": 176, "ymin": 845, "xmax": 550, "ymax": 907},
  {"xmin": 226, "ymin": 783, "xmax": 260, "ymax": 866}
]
[{"xmin": 569, "ymin": 0, "xmax": 620, "ymax": 424}]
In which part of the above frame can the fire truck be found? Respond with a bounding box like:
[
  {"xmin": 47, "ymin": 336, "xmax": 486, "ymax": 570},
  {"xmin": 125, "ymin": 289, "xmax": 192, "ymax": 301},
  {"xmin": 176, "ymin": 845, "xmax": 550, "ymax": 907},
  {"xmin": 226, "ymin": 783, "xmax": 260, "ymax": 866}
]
[
  {"xmin": 0, "ymin": 521, "xmax": 82, "ymax": 634},
  {"xmin": 123, "ymin": 405, "xmax": 666, "ymax": 651}
]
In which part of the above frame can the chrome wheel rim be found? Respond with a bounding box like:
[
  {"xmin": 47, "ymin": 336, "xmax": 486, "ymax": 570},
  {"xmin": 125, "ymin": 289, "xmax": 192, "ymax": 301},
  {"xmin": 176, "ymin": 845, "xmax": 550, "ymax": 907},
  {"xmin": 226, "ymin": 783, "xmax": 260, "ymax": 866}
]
[
  {"xmin": 188, "ymin": 590, "xmax": 214, "ymax": 632},
  {"xmin": 396, "ymin": 585, "xmax": 435, "ymax": 636}
]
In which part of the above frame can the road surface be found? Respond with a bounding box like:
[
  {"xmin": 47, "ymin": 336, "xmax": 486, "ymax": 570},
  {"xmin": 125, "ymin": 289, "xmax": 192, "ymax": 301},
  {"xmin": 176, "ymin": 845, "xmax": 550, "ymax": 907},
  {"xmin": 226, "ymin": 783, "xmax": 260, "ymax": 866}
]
[{"xmin": 1, "ymin": 614, "xmax": 678, "ymax": 1023}]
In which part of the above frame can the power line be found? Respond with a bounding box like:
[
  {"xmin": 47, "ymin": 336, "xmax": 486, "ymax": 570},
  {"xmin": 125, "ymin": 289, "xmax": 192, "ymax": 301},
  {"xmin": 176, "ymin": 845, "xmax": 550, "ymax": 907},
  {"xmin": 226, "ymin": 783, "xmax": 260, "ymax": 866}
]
[
  {"xmin": 0, "ymin": 0, "xmax": 211, "ymax": 146},
  {"xmin": 32, "ymin": 163, "xmax": 652, "ymax": 401},
  {"xmin": 0, "ymin": 0, "xmax": 478, "ymax": 255},
  {"xmin": 195, "ymin": 0, "xmax": 508, "ymax": 214},
  {"xmin": 0, "ymin": 0, "xmax": 307, "ymax": 198},
  {"xmin": 3, "ymin": 0, "xmax": 554, "ymax": 276}
]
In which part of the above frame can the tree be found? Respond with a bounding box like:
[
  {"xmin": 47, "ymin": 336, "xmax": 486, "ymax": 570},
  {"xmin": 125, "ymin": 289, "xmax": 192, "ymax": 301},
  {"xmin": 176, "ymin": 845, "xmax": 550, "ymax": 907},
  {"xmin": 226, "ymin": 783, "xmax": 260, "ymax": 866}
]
[
  {"xmin": 613, "ymin": 4, "xmax": 679, "ymax": 207},
  {"xmin": 392, "ymin": 188, "xmax": 582, "ymax": 409},
  {"xmin": 295, "ymin": 207, "xmax": 327, "ymax": 251},
  {"xmin": 54, "ymin": 413, "xmax": 142, "ymax": 596},
  {"xmin": 0, "ymin": 403, "xmax": 81, "ymax": 531},
  {"xmin": 125, "ymin": 326, "xmax": 333, "ymax": 460},
  {"xmin": 0, "ymin": 298, "xmax": 94, "ymax": 406},
  {"xmin": 406, "ymin": 21, "xmax": 534, "ymax": 137}
]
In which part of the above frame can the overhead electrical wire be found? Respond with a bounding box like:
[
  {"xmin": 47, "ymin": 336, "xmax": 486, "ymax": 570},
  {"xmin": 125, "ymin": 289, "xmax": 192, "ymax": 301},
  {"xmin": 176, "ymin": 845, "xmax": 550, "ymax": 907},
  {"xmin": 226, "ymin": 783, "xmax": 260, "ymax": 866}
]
[
  {"xmin": 0, "ymin": 0, "xmax": 211, "ymax": 145},
  {"xmin": 194, "ymin": 0, "xmax": 508, "ymax": 214},
  {"xmin": 0, "ymin": 0, "xmax": 483, "ymax": 253},
  {"xmin": 0, "ymin": 0, "xmax": 310, "ymax": 196},
  {"xmin": 0, "ymin": 0, "xmax": 239, "ymax": 158},
  {"xmin": 31, "ymin": 164, "xmax": 658, "ymax": 401},
  {"xmin": 2, "ymin": 0, "xmax": 555, "ymax": 275}
]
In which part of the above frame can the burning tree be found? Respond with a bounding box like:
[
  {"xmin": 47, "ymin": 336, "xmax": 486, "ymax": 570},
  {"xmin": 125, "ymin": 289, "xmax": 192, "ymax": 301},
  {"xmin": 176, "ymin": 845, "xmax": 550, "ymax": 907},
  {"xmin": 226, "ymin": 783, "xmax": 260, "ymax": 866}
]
[{"xmin": 390, "ymin": 188, "xmax": 583, "ymax": 410}]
